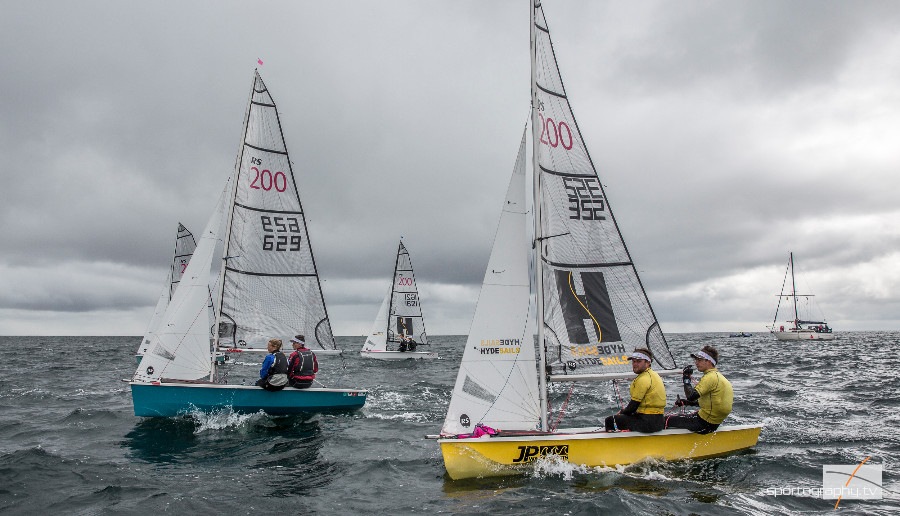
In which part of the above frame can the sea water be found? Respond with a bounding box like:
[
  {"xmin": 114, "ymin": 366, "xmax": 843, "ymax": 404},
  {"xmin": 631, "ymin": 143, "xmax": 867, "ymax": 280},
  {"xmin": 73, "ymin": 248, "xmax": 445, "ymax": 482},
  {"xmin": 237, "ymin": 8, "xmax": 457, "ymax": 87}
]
[{"xmin": 0, "ymin": 333, "xmax": 898, "ymax": 514}]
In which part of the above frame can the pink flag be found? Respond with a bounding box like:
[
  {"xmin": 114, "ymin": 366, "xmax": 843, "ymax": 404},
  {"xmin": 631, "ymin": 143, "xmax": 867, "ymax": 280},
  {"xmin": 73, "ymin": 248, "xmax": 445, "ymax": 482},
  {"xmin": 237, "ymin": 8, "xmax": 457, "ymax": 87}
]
[{"xmin": 257, "ymin": 58, "xmax": 263, "ymax": 65}]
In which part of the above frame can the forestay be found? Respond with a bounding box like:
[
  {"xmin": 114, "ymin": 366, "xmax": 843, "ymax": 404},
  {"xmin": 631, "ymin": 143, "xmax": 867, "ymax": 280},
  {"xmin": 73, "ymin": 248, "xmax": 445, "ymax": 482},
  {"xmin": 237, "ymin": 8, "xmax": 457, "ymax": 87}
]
[
  {"xmin": 133, "ymin": 183, "xmax": 230, "ymax": 382},
  {"xmin": 442, "ymin": 132, "xmax": 540, "ymax": 435},
  {"xmin": 138, "ymin": 224, "xmax": 199, "ymax": 358},
  {"xmin": 531, "ymin": 2, "xmax": 675, "ymax": 378},
  {"xmin": 216, "ymin": 71, "xmax": 336, "ymax": 353}
]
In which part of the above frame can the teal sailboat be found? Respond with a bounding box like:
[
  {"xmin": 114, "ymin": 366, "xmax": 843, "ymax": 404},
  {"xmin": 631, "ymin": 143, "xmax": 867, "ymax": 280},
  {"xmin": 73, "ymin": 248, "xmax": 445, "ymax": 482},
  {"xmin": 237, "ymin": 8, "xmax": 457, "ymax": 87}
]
[{"xmin": 129, "ymin": 71, "xmax": 367, "ymax": 417}]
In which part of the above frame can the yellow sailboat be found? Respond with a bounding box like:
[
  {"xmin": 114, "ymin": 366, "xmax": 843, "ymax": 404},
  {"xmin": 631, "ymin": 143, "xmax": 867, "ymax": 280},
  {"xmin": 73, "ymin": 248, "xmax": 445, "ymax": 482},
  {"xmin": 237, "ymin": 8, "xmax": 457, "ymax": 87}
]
[
  {"xmin": 433, "ymin": 1, "xmax": 761, "ymax": 480},
  {"xmin": 439, "ymin": 425, "xmax": 762, "ymax": 481}
]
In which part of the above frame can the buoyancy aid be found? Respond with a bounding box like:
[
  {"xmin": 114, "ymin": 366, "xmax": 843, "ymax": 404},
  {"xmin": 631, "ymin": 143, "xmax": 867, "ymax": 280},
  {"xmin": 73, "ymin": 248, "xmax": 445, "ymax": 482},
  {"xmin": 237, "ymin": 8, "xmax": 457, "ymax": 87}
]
[
  {"xmin": 289, "ymin": 348, "xmax": 316, "ymax": 380},
  {"xmin": 267, "ymin": 352, "xmax": 288, "ymax": 377}
]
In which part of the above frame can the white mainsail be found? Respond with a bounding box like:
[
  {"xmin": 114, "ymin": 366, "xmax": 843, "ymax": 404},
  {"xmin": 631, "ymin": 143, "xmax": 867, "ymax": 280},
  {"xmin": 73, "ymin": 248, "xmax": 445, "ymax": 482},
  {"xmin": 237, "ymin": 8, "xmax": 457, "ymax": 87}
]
[
  {"xmin": 442, "ymin": 132, "xmax": 540, "ymax": 435},
  {"xmin": 215, "ymin": 71, "xmax": 336, "ymax": 353},
  {"xmin": 138, "ymin": 224, "xmax": 199, "ymax": 358},
  {"xmin": 133, "ymin": 182, "xmax": 230, "ymax": 382},
  {"xmin": 531, "ymin": 2, "xmax": 675, "ymax": 381}
]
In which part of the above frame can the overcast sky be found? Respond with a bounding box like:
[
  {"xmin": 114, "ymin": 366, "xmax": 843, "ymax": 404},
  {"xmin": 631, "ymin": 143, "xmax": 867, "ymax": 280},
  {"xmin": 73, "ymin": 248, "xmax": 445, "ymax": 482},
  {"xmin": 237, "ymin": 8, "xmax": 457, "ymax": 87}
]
[{"xmin": 2, "ymin": 0, "xmax": 899, "ymax": 336}]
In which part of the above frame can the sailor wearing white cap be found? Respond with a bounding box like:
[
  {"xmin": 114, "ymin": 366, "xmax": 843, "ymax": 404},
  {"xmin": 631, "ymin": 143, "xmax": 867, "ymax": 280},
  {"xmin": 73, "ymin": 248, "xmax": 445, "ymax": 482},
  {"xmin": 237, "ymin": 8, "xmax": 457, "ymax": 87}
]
[
  {"xmin": 667, "ymin": 345, "xmax": 733, "ymax": 434},
  {"xmin": 604, "ymin": 347, "xmax": 666, "ymax": 433}
]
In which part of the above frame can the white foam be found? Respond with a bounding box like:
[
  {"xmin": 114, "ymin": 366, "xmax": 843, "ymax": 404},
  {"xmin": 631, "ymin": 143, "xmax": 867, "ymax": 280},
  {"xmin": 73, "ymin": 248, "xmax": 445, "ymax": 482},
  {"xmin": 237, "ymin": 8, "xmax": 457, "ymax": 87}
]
[
  {"xmin": 531, "ymin": 455, "xmax": 593, "ymax": 480},
  {"xmin": 530, "ymin": 455, "xmax": 681, "ymax": 483},
  {"xmin": 188, "ymin": 406, "xmax": 270, "ymax": 433},
  {"xmin": 366, "ymin": 411, "xmax": 428, "ymax": 423}
]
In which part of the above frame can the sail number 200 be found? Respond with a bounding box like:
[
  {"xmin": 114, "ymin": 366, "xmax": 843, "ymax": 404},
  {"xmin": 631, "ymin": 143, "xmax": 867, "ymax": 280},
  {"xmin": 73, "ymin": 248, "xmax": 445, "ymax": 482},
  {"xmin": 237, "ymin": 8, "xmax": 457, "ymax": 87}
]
[
  {"xmin": 538, "ymin": 113, "xmax": 574, "ymax": 150},
  {"xmin": 250, "ymin": 167, "xmax": 288, "ymax": 192},
  {"xmin": 261, "ymin": 216, "xmax": 302, "ymax": 251}
]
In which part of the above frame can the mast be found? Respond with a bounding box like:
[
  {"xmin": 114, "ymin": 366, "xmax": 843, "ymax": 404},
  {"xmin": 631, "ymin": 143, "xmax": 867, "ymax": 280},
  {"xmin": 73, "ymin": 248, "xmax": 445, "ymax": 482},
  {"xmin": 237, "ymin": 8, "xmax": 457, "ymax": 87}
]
[
  {"xmin": 530, "ymin": 0, "xmax": 549, "ymax": 432},
  {"xmin": 387, "ymin": 240, "xmax": 402, "ymax": 343},
  {"xmin": 790, "ymin": 252, "xmax": 799, "ymax": 328},
  {"xmin": 404, "ymin": 241, "xmax": 427, "ymax": 342},
  {"xmin": 211, "ymin": 71, "xmax": 254, "ymax": 380}
]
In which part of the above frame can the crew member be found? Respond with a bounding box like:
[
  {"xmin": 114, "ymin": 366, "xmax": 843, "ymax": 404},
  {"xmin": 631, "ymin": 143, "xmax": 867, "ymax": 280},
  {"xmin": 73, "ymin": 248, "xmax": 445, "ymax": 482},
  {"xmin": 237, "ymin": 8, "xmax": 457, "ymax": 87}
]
[
  {"xmin": 256, "ymin": 338, "xmax": 288, "ymax": 391},
  {"xmin": 398, "ymin": 337, "xmax": 408, "ymax": 352},
  {"xmin": 407, "ymin": 337, "xmax": 417, "ymax": 352},
  {"xmin": 667, "ymin": 345, "xmax": 733, "ymax": 434},
  {"xmin": 287, "ymin": 334, "xmax": 318, "ymax": 389},
  {"xmin": 604, "ymin": 348, "xmax": 666, "ymax": 433}
]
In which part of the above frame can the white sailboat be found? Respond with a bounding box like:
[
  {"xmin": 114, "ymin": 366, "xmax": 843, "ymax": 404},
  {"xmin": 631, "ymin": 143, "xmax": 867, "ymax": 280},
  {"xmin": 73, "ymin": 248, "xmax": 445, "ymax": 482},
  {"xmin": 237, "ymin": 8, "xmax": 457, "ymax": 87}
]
[
  {"xmin": 361, "ymin": 240, "xmax": 438, "ymax": 360},
  {"xmin": 129, "ymin": 71, "xmax": 367, "ymax": 416},
  {"xmin": 433, "ymin": 2, "xmax": 761, "ymax": 480},
  {"xmin": 769, "ymin": 252, "xmax": 835, "ymax": 341},
  {"xmin": 136, "ymin": 223, "xmax": 201, "ymax": 364}
]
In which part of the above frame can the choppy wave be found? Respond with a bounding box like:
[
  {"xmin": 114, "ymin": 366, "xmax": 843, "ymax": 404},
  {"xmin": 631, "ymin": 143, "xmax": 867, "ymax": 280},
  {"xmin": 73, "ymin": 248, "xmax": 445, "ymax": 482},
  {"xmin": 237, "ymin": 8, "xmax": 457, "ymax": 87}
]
[
  {"xmin": 188, "ymin": 406, "xmax": 272, "ymax": 433},
  {"xmin": 1, "ymin": 334, "xmax": 899, "ymax": 514}
]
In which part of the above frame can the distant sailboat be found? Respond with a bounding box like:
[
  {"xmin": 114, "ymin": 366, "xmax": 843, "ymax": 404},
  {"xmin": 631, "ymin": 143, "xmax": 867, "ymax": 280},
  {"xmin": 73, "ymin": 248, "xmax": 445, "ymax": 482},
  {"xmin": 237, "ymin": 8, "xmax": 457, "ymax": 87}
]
[
  {"xmin": 137, "ymin": 223, "xmax": 201, "ymax": 364},
  {"xmin": 769, "ymin": 252, "xmax": 835, "ymax": 341},
  {"xmin": 432, "ymin": 2, "xmax": 761, "ymax": 480},
  {"xmin": 361, "ymin": 240, "xmax": 438, "ymax": 360},
  {"xmin": 129, "ymin": 71, "xmax": 367, "ymax": 417}
]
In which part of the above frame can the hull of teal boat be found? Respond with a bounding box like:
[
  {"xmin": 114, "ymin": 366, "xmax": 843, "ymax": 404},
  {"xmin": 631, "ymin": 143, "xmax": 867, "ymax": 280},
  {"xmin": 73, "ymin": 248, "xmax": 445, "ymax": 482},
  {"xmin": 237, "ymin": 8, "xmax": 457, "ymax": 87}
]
[{"xmin": 130, "ymin": 382, "xmax": 367, "ymax": 417}]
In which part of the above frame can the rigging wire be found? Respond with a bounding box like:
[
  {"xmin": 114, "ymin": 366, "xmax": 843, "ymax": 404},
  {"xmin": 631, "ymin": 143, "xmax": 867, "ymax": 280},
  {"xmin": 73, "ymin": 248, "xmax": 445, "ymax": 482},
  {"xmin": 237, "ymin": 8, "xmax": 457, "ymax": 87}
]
[
  {"xmin": 772, "ymin": 256, "xmax": 791, "ymax": 326},
  {"xmin": 551, "ymin": 385, "xmax": 575, "ymax": 432}
]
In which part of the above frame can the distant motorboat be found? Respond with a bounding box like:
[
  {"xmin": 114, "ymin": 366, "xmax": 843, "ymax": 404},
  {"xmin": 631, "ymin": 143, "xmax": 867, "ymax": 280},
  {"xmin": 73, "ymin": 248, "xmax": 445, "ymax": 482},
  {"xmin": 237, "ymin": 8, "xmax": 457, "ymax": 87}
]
[{"xmin": 729, "ymin": 332, "xmax": 753, "ymax": 338}]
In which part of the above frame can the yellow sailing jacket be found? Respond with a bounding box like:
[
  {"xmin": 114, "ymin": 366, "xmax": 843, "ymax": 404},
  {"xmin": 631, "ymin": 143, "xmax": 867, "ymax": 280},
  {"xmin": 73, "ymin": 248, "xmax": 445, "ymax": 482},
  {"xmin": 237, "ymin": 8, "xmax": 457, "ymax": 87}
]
[
  {"xmin": 630, "ymin": 368, "xmax": 666, "ymax": 415},
  {"xmin": 695, "ymin": 368, "xmax": 733, "ymax": 424}
]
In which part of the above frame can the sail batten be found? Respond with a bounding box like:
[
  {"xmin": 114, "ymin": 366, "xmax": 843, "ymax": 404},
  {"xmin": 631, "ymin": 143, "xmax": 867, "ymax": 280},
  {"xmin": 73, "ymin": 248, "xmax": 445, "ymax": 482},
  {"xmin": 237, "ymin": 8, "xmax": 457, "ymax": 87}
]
[
  {"xmin": 550, "ymin": 370, "xmax": 684, "ymax": 383},
  {"xmin": 243, "ymin": 142, "xmax": 288, "ymax": 155},
  {"xmin": 224, "ymin": 267, "xmax": 317, "ymax": 278},
  {"xmin": 233, "ymin": 202, "xmax": 302, "ymax": 215},
  {"xmin": 534, "ymin": 82, "xmax": 565, "ymax": 98}
]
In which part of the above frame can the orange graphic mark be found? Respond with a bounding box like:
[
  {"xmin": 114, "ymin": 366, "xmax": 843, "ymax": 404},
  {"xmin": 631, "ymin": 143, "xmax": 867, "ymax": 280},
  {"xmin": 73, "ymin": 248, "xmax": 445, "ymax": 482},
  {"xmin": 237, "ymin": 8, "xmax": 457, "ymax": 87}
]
[
  {"xmin": 834, "ymin": 456, "xmax": 870, "ymax": 509},
  {"xmin": 568, "ymin": 271, "xmax": 602, "ymax": 343}
]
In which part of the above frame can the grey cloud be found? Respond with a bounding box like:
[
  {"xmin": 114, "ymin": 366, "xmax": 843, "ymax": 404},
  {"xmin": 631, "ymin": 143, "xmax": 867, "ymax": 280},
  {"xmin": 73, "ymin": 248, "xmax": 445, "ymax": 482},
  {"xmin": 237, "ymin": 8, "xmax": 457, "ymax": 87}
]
[{"xmin": 3, "ymin": 1, "xmax": 900, "ymax": 333}]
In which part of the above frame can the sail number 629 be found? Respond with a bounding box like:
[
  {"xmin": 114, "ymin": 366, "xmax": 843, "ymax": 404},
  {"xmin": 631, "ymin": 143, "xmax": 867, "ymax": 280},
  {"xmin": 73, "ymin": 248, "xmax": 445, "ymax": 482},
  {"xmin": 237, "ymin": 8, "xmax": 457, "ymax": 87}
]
[{"xmin": 261, "ymin": 216, "xmax": 302, "ymax": 251}]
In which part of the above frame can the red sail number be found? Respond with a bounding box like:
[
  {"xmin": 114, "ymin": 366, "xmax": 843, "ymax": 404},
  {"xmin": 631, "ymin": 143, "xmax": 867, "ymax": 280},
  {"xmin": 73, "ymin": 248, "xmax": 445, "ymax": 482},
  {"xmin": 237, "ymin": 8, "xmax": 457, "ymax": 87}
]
[
  {"xmin": 539, "ymin": 113, "xmax": 574, "ymax": 150},
  {"xmin": 249, "ymin": 167, "xmax": 288, "ymax": 192}
]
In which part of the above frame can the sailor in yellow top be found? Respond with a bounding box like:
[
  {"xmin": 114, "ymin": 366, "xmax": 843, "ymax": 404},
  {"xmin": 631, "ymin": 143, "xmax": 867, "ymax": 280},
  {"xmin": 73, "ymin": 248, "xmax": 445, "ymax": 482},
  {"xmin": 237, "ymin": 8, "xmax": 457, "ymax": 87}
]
[
  {"xmin": 604, "ymin": 348, "xmax": 666, "ymax": 433},
  {"xmin": 667, "ymin": 345, "xmax": 733, "ymax": 434}
]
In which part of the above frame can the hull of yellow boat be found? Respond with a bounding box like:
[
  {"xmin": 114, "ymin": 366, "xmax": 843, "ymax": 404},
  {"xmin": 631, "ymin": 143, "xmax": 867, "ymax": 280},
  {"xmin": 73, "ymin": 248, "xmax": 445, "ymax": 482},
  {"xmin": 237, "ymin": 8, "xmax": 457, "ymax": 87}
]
[{"xmin": 439, "ymin": 424, "xmax": 762, "ymax": 480}]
